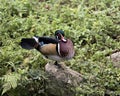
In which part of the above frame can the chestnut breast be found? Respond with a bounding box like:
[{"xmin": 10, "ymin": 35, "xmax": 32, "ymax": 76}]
[{"xmin": 59, "ymin": 39, "xmax": 74, "ymax": 58}]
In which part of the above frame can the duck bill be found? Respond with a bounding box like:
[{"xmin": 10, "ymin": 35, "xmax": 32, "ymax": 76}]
[{"xmin": 61, "ymin": 35, "xmax": 67, "ymax": 42}]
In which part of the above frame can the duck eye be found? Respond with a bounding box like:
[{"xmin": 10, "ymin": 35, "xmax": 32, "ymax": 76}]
[{"xmin": 56, "ymin": 34, "xmax": 61, "ymax": 39}]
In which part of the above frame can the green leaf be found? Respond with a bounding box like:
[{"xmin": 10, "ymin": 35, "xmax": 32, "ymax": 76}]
[{"xmin": 2, "ymin": 83, "xmax": 11, "ymax": 95}]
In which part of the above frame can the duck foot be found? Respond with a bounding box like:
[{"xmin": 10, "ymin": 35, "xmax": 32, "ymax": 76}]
[{"xmin": 54, "ymin": 61, "xmax": 63, "ymax": 69}]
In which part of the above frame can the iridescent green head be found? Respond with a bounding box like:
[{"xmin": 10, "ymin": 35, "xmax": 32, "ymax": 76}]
[
  {"xmin": 55, "ymin": 30, "xmax": 64, "ymax": 36},
  {"xmin": 55, "ymin": 30, "xmax": 66, "ymax": 42}
]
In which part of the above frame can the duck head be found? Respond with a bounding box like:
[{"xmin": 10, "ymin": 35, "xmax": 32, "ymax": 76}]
[{"xmin": 55, "ymin": 30, "xmax": 67, "ymax": 42}]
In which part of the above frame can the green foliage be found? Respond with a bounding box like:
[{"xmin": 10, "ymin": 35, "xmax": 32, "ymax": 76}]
[
  {"xmin": 0, "ymin": 0, "xmax": 120, "ymax": 96},
  {"xmin": 1, "ymin": 73, "xmax": 21, "ymax": 95}
]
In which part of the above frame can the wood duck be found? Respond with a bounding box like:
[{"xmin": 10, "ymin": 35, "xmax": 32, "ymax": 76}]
[{"xmin": 20, "ymin": 30, "xmax": 75, "ymax": 65}]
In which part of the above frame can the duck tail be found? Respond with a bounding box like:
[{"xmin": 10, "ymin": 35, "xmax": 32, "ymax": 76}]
[{"xmin": 20, "ymin": 36, "xmax": 39, "ymax": 50}]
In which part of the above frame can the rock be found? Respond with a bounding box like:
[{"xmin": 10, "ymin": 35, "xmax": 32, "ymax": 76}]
[
  {"xmin": 107, "ymin": 51, "xmax": 120, "ymax": 67},
  {"xmin": 45, "ymin": 62, "xmax": 83, "ymax": 96}
]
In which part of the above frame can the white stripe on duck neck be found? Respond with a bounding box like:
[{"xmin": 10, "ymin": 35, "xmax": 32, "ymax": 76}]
[
  {"xmin": 57, "ymin": 43, "xmax": 61, "ymax": 56},
  {"xmin": 62, "ymin": 38, "xmax": 67, "ymax": 42}
]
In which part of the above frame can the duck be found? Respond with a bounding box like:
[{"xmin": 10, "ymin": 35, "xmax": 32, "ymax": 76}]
[{"xmin": 20, "ymin": 30, "xmax": 75, "ymax": 65}]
